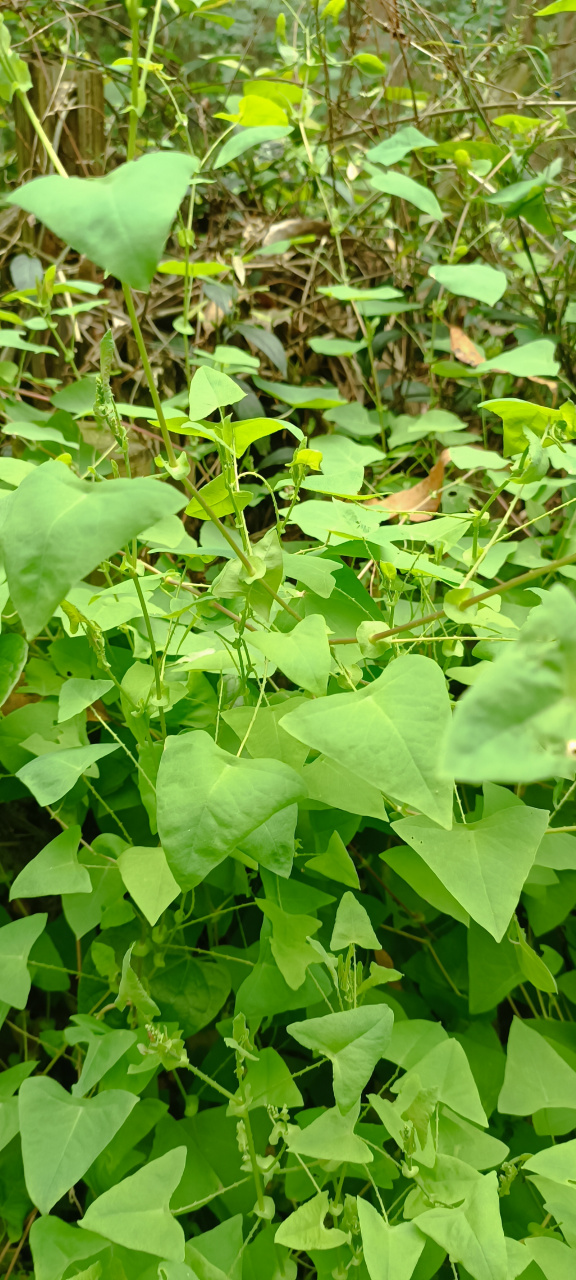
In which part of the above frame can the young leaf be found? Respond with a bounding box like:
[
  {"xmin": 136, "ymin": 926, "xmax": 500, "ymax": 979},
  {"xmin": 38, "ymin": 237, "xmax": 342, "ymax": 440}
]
[
  {"xmin": 157, "ymin": 730, "xmax": 305, "ymax": 888},
  {"xmin": 305, "ymin": 829, "xmax": 360, "ymax": 888},
  {"xmin": 19, "ymin": 1077, "xmax": 137, "ymax": 1214},
  {"xmin": 365, "ymin": 125, "xmax": 436, "ymax": 165},
  {"xmin": 117, "ymin": 846, "xmax": 180, "ymax": 926},
  {"xmin": 288, "ymin": 1005, "xmax": 394, "ymax": 1113},
  {"xmin": 2, "ymin": 461, "xmax": 184, "ymax": 636},
  {"xmin": 391, "ymin": 1038, "xmax": 488, "ymax": 1127},
  {"xmin": 29, "ymin": 1217, "xmax": 109, "ymax": 1280},
  {"xmin": 275, "ymin": 1191, "xmax": 350, "ymax": 1251},
  {"xmin": 115, "ymin": 945, "xmax": 160, "ymax": 1021},
  {"xmin": 0, "ymin": 913, "xmax": 47, "ymax": 1009},
  {"xmin": 213, "ymin": 125, "xmax": 292, "ymax": 169},
  {"xmin": 6, "ymin": 154, "xmax": 197, "ymax": 292},
  {"xmin": 287, "ymin": 1101, "xmax": 373, "ymax": 1164},
  {"xmin": 80, "ymin": 1147, "xmax": 187, "ymax": 1260},
  {"xmin": 281, "ymin": 655, "xmax": 453, "ymax": 827},
  {"xmin": 368, "ymin": 170, "xmax": 444, "ymax": 220},
  {"xmin": 330, "ymin": 891, "xmax": 380, "ymax": 950},
  {"xmin": 10, "ymin": 826, "xmax": 91, "ymax": 899},
  {"xmin": 358, "ymin": 1198, "xmax": 426, "ymax": 1280},
  {"xmin": 392, "ymin": 802, "xmax": 549, "ymax": 941},
  {"xmin": 188, "ymin": 366, "xmax": 246, "ymax": 417},
  {"xmin": 57, "ymin": 678, "xmax": 114, "ymax": 723},
  {"xmin": 241, "ymin": 1046, "xmax": 303, "ymax": 1110},
  {"xmin": 257, "ymin": 899, "xmax": 321, "ymax": 989}
]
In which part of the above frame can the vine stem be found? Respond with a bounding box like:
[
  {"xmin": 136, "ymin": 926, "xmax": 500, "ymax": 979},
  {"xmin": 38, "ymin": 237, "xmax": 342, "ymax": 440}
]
[
  {"xmin": 15, "ymin": 91, "xmax": 68, "ymax": 178},
  {"xmin": 330, "ymin": 548, "xmax": 576, "ymax": 646},
  {"xmin": 126, "ymin": 2, "xmax": 140, "ymax": 162}
]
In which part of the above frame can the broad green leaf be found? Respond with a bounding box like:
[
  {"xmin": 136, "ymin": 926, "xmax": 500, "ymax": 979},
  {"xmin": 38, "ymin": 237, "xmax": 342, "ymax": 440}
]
[
  {"xmin": 517, "ymin": 1238, "xmax": 576, "ymax": 1280},
  {"xmin": 524, "ymin": 1135, "xmax": 576, "ymax": 1181},
  {"xmin": 7, "ymin": 154, "xmax": 197, "ymax": 292},
  {"xmin": 467, "ymin": 922, "xmax": 523, "ymax": 1014},
  {"xmin": 117, "ymin": 845, "xmax": 180, "ymax": 925},
  {"xmin": 479, "ymin": 397, "xmax": 564, "ymax": 456},
  {"xmin": 281, "ymin": 655, "xmax": 453, "ymax": 828},
  {"xmin": 305, "ymin": 830, "xmax": 360, "ymax": 888},
  {"xmin": 475, "ymin": 338, "xmax": 559, "ymax": 378},
  {"xmin": 445, "ymin": 586, "xmax": 576, "ymax": 783},
  {"xmin": 213, "ymin": 125, "xmax": 292, "ymax": 169},
  {"xmin": 366, "ymin": 125, "xmax": 436, "ymax": 166},
  {"xmin": 287, "ymin": 1101, "xmax": 373, "ymax": 1164},
  {"xmin": 288, "ymin": 1005, "xmax": 394, "ymax": 1113},
  {"xmin": 257, "ymin": 898, "xmax": 321, "ymax": 989},
  {"xmin": 80, "ymin": 1147, "xmax": 186, "ymax": 1261},
  {"xmin": 428, "ymin": 263, "xmax": 507, "ymax": 305},
  {"xmin": 239, "ymin": 804, "xmax": 297, "ymax": 877},
  {"xmin": 188, "ymin": 366, "xmax": 246, "ymax": 417},
  {"xmin": 303, "ymin": 756, "xmax": 387, "ymax": 821},
  {"xmin": 253, "ymin": 377, "xmax": 346, "ymax": 409},
  {"xmin": 392, "ymin": 801, "xmax": 549, "ymax": 940},
  {"xmin": 17, "ymin": 742, "xmax": 119, "ymax": 805},
  {"xmin": 0, "ymin": 633, "xmax": 28, "ymax": 707},
  {"xmin": 437, "ymin": 1109, "xmax": 509, "ymax": 1171},
  {"xmin": 330, "ymin": 891, "xmax": 380, "ymax": 950},
  {"xmin": 242, "ymin": 1046, "xmax": 303, "ymax": 1110},
  {"xmin": 358, "ymin": 1198, "xmax": 426, "ymax": 1280},
  {"xmin": 184, "ymin": 473, "xmax": 252, "ymax": 520},
  {"xmin": 383, "ymin": 843, "xmax": 470, "ymax": 925},
  {"xmin": 157, "ymin": 730, "xmax": 305, "ymax": 887},
  {"xmin": 249, "ymin": 615, "xmax": 332, "ymax": 696},
  {"xmin": 10, "ymin": 826, "xmax": 90, "ymax": 899},
  {"xmin": 417, "ymin": 1172, "xmax": 507, "ymax": 1280},
  {"xmin": 19, "ymin": 1077, "xmax": 137, "ymax": 1214},
  {"xmin": 29, "ymin": 1217, "xmax": 109, "ymax": 1280},
  {"xmin": 275, "ymin": 1191, "xmax": 350, "ymax": 1251},
  {"xmin": 1, "ymin": 461, "xmax": 184, "ymax": 636},
  {"xmin": 538, "ymin": 0, "xmax": 576, "ymax": 12},
  {"xmin": 0, "ymin": 913, "xmax": 47, "ymax": 1008},
  {"xmin": 185, "ymin": 1216, "xmax": 244, "ymax": 1280},
  {"xmin": 0, "ymin": 1098, "xmax": 19, "ymax": 1155},
  {"xmin": 391, "ymin": 1038, "xmax": 487, "ymax": 1127},
  {"xmin": 2, "ymin": 419, "xmax": 78, "ymax": 446},
  {"xmin": 58, "ymin": 678, "xmax": 114, "ymax": 723},
  {"xmin": 498, "ymin": 1018, "xmax": 576, "ymax": 1115},
  {"xmin": 368, "ymin": 169, "xmax": 444, "ymax": 219},
  {"xmin": 64, "ymin": 1018, "xmax": 137, "ymax": 1098}
]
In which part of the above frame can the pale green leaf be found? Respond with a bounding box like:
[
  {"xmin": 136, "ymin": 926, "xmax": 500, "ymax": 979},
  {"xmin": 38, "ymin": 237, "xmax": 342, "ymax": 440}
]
[
  {"xmin": 330, "ymin": 891, "xmax": 380, "ymax": 950},
  {"xmin": 19, "ymin": 1076, "xmax": 137, "ymax": 1214},
  {"xmin": 305, "ymin": 829, "xmax": 360, "ymax": 888},
  {"xmin": 417, "ymin": 1172, "xmax": 507, "ymax": 1280},
  {"xmin": 213, "ymin": 126, "xmax": 292, "ymax": 169},
  {"xmin": 80, "ymin": 1147, "xmax": 186, "ymax": 1260},
  {"xmin": 7, "ymin": 154, "xmax": 197, "ymax": 292},
  {"xmin": 275, "ymin": 1191, "xmax": 350, "ymax": 1251},
  {"xmin": 1, "ymin": 461, "xmax": 184, "ymax": 637},
  {"xmin": 10, "ymin": 827, "xmax": 90, "ymax": 899},
  {"xmin": 281, "ymin": 655, "xmax": 453, "ymax": 827},
  {"xmin": 498, "ymin": 1017, "xmax": 576, "ymax": 1115},
  {"xmin": 0, "ymin": 913, "xmax": 47, "ymax": 1009},
  {"xmin": 188, "ymin": 366, "xmax": 246, "ymax": 417},
  {"xmin": 0, "ymin": 633, "xmax": 28, "ymax": 707},
  {"xmin": 287, "ymin": 1101, "xmax": 373, "ymax": 1164},
  {"xmin": 249, "ymin": 615, "xmax": 332, "ymax": 696},
  {"xmin": 368, "ymin": 169, "xmax": 444, "ymax": 219},
  {"xmin": 17, "ymin": 743, "xmax": 119, "ymax": 806},
  {"xmin": 429, "ymin": 263, "xmax": 507, "ymax": 305},
  {"xmin": 288, "ymin": 1005, "xmax": 394, "ymax": 1113},
  {"xmin": 117, "ymin": 845, "xmax": 180, "ymax": 926},
  {"xmin": 358, "ymin": 1198, "xmax": 426, "ymax": 1280},
  {"xmin": 57, "ymin": 678, "xmax": 114, "ymax": 723},
  {"xmin": 257, "ymin": 899, "xmax": 321, "ymax": 989}
]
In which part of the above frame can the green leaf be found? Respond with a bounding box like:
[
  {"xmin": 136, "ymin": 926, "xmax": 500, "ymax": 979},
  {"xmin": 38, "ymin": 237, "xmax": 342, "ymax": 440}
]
[
  {"xmin": 0, "ymin": 913, "xmax": 47, "ymax": 1009},
  {"xmin": 392, "ymin": 801, "xmax": 549, "ymax": 940},
  {"xmin": 188, "ymin": 366, "xmax": 246, "ymax": 417},
  {"xmin": 498, "ymin": 1017, "xmax": 576, "ymax": 1115},
  {"xmin": 80, "ymin": 1147, "xmax": 187, "ymax": 1260},
  {"xmin": 303, "ymin": 756, "xmax": 387, "ymax": 821},
  {"xmin": 388, "ymin": 1037, "xmax": 487, "ymax": 1126},
  {"xmin": 3, "ymin": 418, "xmax": 77, "ymax": 445},
  {"xmin": 185, "ymin": 1217, "xmax": 244, "ymax": 1280},
  {"xmin": 58, "ymin": 678, "xmax": 114, "ymax": 723},
  {"xmin": 17, "ymin": 742, "xmax": 119, "ymax": 806},
  {"xmin": 275, "ymin": 1191, "xmax": 350, "ymax": 1251},
  {"xmin": 65, "ymin": 1018, "xmax": 136, "ymax": 1098},
  {"xmin": 287, "ymin": 1101, "xmax": 373, "ymax": 1164},
  {"xmin": 1, "ymin": 461, "xmax": 184, "ymax": 637},
  {"xmin": 365, "ymin": 125, "xmax": 436, "ymax": 166},
  {"xmin": 184, "ymin": 472, "xmax": 252, "ymax": 520},
  {"xmin": 288, "ymin": 1005, "xmax": 394, "ymax": 1113},
  {"xmin": 115, "ymin": 945, "xmax": 160, "ymax": 1021},
  {"xmin": 249, "ymin": 615, "xmax": 332, "ymax": 696},
  {"xmin": 7, "ymin": 154, "xmax": 197, "ymax": 292},
  {"xmin": 281, "ymin": 655, "xmax": 453, "ymax": 828},
  {"xmin": 305, "ymin": 830, "xmax": 360, "ymax": 888},
  {"xmin": 368, "ymin": 169, "xmax": 444, "ymax": 219},
  {"xmin": 117, "ymin": 845, "xmax": 180, "ymax": 926},
  {"xmin": 241, "ymin": 1046, "xmax": 303, "ymax": 1110},
  {"xmin": 428, "ymin": 263, "xmax": 507, "ymax": 305},
  {"xmin": 19, "ymin": 1077, "xmax": 137, "ymax": 1214},
  {"xmin": 10, "ymin": 826, "xmax": 90, "ymax": 899},
  {"xmin": 157, "ymin": 730, "xmax": 304, "ymax": 888},
  {"xmin": 475, "ymin": 338, "xmax": 559, "ymax": 378},
  {"xmin": 417, "ymin": 1172, "xmax": 508, "ymax": 1280},
  {"xmin": 509, "ymin": 917, "xmax": 558, "ymax": 993},
  {"xmin": 29, "ymin": 1217, "xmax": 109, "ymax": 1280},
  {"xmin": 358, "ymin": 1199, "xmax": 426, "ymax": 1280},
  {"xmin": 538, "ymin": 0, "xmax": 576, "ymax": 13},
  {"xmin": 330, "ymin": 891, "xmax": 380, "ymax": 950},
  {"xmin": 0, "ymin": 633, "xmax": 28, "ymax": 707},
  {"xmin": 253, "ymin": 377, "xmax": 346, "ymax": 409},
  {"xmin": 467, "ymin": 922, "xmax": 523, "ymax": 1014},
  {"xmin": 257, "ymin": 898, "xmax": 321, "ymax": 989},
  {"xmin": 0, "ymin": 15, "xmax": 32, "ymax": 101},
  {"xmin": 445, "ymin": 586, "xmax": 576, "ymax": 783},
  {"xmin": 213, "ymin": 126, "xmax": 292, "ymax": 169}
]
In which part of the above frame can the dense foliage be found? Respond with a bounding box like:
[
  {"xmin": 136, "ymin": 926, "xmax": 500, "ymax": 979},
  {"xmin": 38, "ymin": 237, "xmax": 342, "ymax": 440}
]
[{"xmin": 2, "ymin": 1, "xmax": 576, "ymax": 1277}]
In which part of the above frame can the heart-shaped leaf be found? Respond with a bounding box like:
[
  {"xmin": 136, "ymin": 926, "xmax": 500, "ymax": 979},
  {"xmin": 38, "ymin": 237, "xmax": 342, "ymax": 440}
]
[
  {"xmin": 7, "ymin": 154, "xmax": 196, "ymax": 291},
  {"xmin": 80, "ymin": 1147, "xmax": 186, "ymax": 1260}
]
